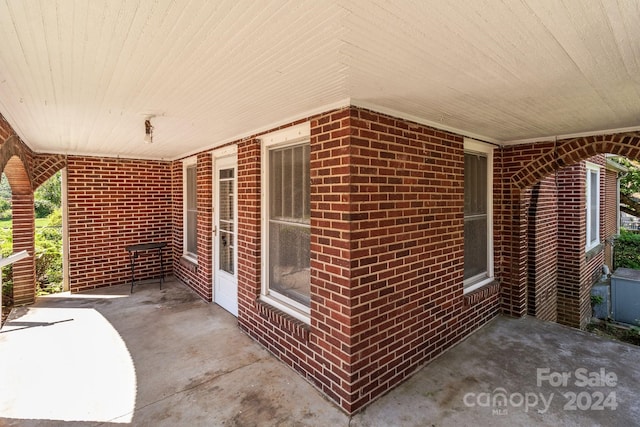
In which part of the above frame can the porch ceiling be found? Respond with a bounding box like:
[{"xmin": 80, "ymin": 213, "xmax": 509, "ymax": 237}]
[{"xmin": 1, "ymin": 0, "xmax": 639, "ymax": 161}]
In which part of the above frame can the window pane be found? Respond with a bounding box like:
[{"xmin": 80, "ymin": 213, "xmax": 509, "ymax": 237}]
[
  {"xmin": 187, "ymin": 211, "xmax": 197, "ymax": 254},
  {"xmin": 464, "ymin": 153, "xmax": 488, "ymax": 283},
  {"xmin": 293, "ymin": 145, "xmax": 303, "ymax": 219},
  {"xmin": 303, "ymin": 144, "xmax": 310, "ymax": 219},
  {"xmin": 219, "ymin": 170, "xmax": 234, "ymax": 274},
  {"xmin": 219, "ymin": 230, "xmax": 233, "ymax": 274},
  {"xmin": 464, "ymin": 154, "xmax": 487, "ymax": 216},
  {"xmin": 219, "ymin": 168, "xmax": 234, "ymax": 180},
  {"xmin": 464, "ymin": 217, "xmax": 487, "ymax": 280},
  {"xmin": 269, "ymin": 222, "xmax": 310, "ymax": 306},
  {"xmin": 187, "ymin": 166, "xmax": 197, "ymax": 209},
  {"xmin": 268, "ymin": 143, "xmax": 311, "ymax": 306},
  {"xmin": 270, "ymin": 145, "xmax": 310, "ymax": 224},
  {"xmin": 186, "ymin": 164, "xmax": 197, "ymax": 256},
  {"xmin": 588, "ymin": 170, "xmax": 599, "ymax": 245}
]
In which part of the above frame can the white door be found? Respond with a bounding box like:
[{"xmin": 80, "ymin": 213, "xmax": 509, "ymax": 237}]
[{"xmin": 213, "ymin": 155, "xmax": 238, "ymax": 316}]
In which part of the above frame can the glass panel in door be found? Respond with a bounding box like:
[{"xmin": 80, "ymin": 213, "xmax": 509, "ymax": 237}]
[{"xmin": 218, "ymin": 168, "xmax": 234, "ymax": 274}]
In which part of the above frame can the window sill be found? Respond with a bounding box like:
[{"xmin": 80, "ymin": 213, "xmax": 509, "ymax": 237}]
[
  {"xmin": 585, "ymin": 243, "xmax": 604, "ymax": 262},
  {"xmin": 179, "ymin": 255, "xmax": 198, "ymax": 273},
  {"xmin": 464, "ymin": 276, "xmax": 494, "ymax": 294},
  {"xmin": 260, "ymin": 295, "xmax": 310, "ymax": 324},
  {"xmin": 464, "ymin": 280, "xmax": 500, "ymax": 306},
  {"xmin": 256, "ymin": 299, "xmax": 310, "ymax": 341}
]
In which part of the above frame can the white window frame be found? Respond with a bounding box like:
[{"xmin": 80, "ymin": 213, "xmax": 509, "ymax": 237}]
[
  {"xmin": 183, "ymin": 156, "xmax": 198, "ymax": 263},
  {"xmin": 463, "ymin": 138, "xmax": 494, "ymax": 293},
  {"xmin": 261, "ymin": 122, "xmax": 311, "ymax": 323},
  {"xmin": 585, "ymin": 162, "xmax": 601, "ymax": 252}
]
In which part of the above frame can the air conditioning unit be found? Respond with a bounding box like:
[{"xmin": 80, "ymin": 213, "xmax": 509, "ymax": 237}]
[
  {"xmin": 591, "ymin": 282, "xmax": 610, "ymax": 320},
  {"xmin": 611, "ymin": 268, "xmax": 640, "ymax": 325}
]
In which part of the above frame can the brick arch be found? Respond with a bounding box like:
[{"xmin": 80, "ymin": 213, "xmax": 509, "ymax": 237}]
[
  {"xmin": 512, "ymin": 132, "xmax": 640, "ymax": 190},
  {"xmin": 32, "ymin": 154, "xmax": 66, "ymax": 189},
  {"xmin": 0, "ymin": 136, "xmax": 33, "ymax": 189},
  {"xmin": 500, "ymin": 131, "xmax": 640, "ymax": 329},
  {"xmin": 4, "ymin": 155, "xmax": 31, "ymax": 195},
  {"xmin": 0, "ymin": 148, "xmax": 36, "ymax": 305},
  {"xmin": 0, "ymin": 122, "xmax": 66, "ymax": 307}
]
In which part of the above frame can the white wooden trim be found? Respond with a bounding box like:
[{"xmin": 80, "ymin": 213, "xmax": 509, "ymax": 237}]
[
  {"xmin": 212, "ymin": 145, "xmax": 237, "ymax": 159},
  {"xmin": 61, "ymin": 168, "xmax": 70, "ymax": 292},
  {"xmin": 260, "ymin": 123, "xmax": 312, "ymax": 321},
  {"xmin": 260, "ymin": 295, "xmax": 311, "ymax": 323},
  {"xmin": 585, "ymin": 162, "xmax": 601, "ymax": 252},
  {"xmin": 463, "ymin": 138, "xmax": 494, "ymax": 291},
  {"xmin": 262, "ymin": 122, "xmax": 310, "ymax": 148},
  {"xmin": 183, "ymin": 156, "xmax": 198, "ymax": 262}
]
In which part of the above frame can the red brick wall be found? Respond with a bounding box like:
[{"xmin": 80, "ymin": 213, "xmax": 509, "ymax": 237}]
[
  {"xmin": 1, "ymin": 115, "xmax": 36, "ymax": 305},
  {"xmin": 498, "ymin": 143, "xmax": 558, "ymax": 318},
  {"xmin": 0, "ymin": 114, "xmax": 13, "ymax": 142},
  {"xmin": 526, "ymin": 175, "xmax": 558, "ymax": 321},
  {"xmin": 582, "ymin": 155, "xmax": 607, "ymax": 327},
  {"xmin": 236, "ymin": 137, "xmax": 261, "ymax": 320},
  {"xmin": 556, "ymin": 155, "xmax": 606, "ymax": 328},
  {"xmin": 603, "ymin": 167, "xmax": 618, "ymax": 268},
  {"xmin": 556, "ymin": 163, "xmax": 586, "ymax": 326},
  {"xmin": 223, "ymin": 107, "xmax": 501, "ymax": 413},
  {"xmin": 235, "ymin": 110, "xmax": 352, "ymax": 410},
  {"xmin": 502, "ymin": 143, "xmax": 612, "ymax": 328},
  {"xmin": 344, "ymin": 108, "xmax": 502, "ymax": 411},
  {"xmin": 11, "ymin": 192, "xmax": 35, "ymax": 304},
  {"xmin": 170, "ymin": 153, "xmax": 214, "ymax": 301},
  {"xmin": 168, "ymin": 106, "xmax": 507, "ymax": 413},
  {"xmin": 67, "ymin": 156, "xmax": 172, "ymax": 292}
]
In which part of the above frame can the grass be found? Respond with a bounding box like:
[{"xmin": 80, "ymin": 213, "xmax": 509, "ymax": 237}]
[
  {"xmin": 0, "ymin": 218, "xmax": 51, "ymax": 230},
  {"xmin": 587, "ymin": 320, "xmax": 640, "ymax": 346}
]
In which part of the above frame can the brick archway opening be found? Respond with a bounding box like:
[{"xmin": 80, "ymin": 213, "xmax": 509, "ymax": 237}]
[
  {"xmin": 503, "ymin": 133, "xmax": 640, "ymax": 329},
  {"xmin": 3, "ymin": 155, "xmax": 35, "ymax": 305}
]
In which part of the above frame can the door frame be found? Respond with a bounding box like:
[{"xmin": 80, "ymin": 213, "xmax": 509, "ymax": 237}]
[{"xmin": 212, "ymin": 145, "xmax": 238, "ymax": 315}]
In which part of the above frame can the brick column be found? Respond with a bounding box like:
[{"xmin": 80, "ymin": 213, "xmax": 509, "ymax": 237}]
[
  {"xmin": 499, "ymin": 184, "xmax": 529, "ymax": 317},
  {"xmin": 526, "ymin": 176, "xmax": 558, "ymax": 321},
  {"xmin": 236, "ymin": 138, "xmax": 262, "ymax": 317},
  {"xmin": 11, "ymin": 192, "xmax": 35, "ymax": 305},
  {"xmin": 195, "ymin": 152, "xmax": 213, "ymax": 300}
]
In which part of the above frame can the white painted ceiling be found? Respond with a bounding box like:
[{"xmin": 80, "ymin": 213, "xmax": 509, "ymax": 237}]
[{"xmin": 1, "ymin": 0, "xmax": 639, "ymax": 160}]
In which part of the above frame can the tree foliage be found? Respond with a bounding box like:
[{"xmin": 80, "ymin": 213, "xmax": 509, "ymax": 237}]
[
  {"xmin": 0, "ymin": 175, "xmax": 11, "ymax": 220},
  {"xmin": 614, "ymin": 229, "xmax": 640, "ymax": 270},
  {"xmin": 618, "ymin": 158, "xmax": 640, "ymax": 196},
  {"xmin": 34, "ymin": 171, "xmax": 61, "ymax": 218},
  {"xmin": 617, "ymin": 157, "xmax": 640, "ymax": 219},
  {"xmin": 1, "ymin": 172, "xmax": 64, "ymax": 304},
  {"xmin": 0, "ymin": 173, "xmax": 11, "ymax": 200},
  {"xmin": 35, "ymin": 209, "xmax": 63, "ymax": 293},
  {"xmin": 0, "ymin": 227, "xmax": 13, "ymax": 305}
]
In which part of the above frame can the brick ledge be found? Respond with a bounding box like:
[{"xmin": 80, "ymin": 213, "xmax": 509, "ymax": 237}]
[
  {"xmin": 464, "ymin": 281, "xmax": 500, "ymax": 306},
  {"xmin": 255, "ymin": 299, "xmax": 310, "ymax": 341},
  {"xmin": 179, "ymin": 256, "xmax": 198, "ymax": 273}
]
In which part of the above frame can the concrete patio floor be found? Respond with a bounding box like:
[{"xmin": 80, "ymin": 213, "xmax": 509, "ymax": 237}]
[{"xmin": 1, "ymin": 279, "xmax": 639, "ymax": 426}]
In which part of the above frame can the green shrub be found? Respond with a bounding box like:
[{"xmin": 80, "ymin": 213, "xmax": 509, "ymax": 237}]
[
  {"xmin": 0, "ymin": 227, "xmax": 13, "ymax": 306},
  {"xmin": 0, "ymin": 198, "xmax": 11, "ymax": 220},
  {"xmin": 35, "ymin": 209, "xmax": 62, "ymax": 291},
  {"xmin": 34, "ymin": 199, "xmax": 56, "ymax": 218},
  {"xmin": 1, "ymin": 209, "xmax": 64, "ymax": 302},
  {"xmin": 614, "ymin": 229, "xmax": 640, "ymax": 270}
]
